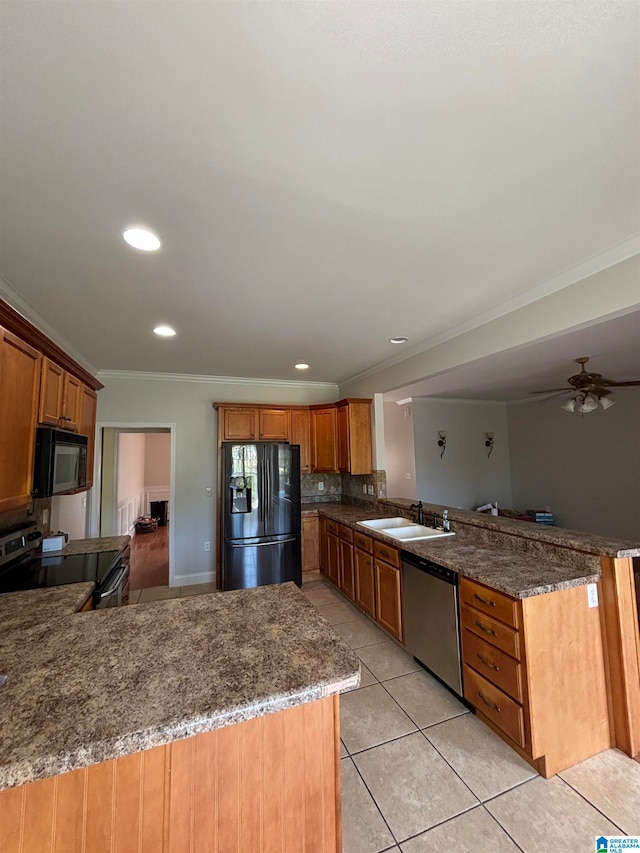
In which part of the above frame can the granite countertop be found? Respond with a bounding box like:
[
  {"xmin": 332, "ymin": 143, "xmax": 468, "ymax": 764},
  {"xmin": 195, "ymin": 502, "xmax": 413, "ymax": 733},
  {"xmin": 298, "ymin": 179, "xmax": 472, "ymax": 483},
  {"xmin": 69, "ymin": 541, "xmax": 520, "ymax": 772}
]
[
  {"xmin": 0, "ymin": 583, "xmax": 95, "ymax": 634},
  {"xmin": 0, "ymin": 583, "xmax": 359, "ymax": 792},
  {"xmin": 62, "ymin": 535, "xmax": 130, "ymax": 555},
  {"xmin": 313, "ymin": 503, "xmax": 603, "ymax": 598}
]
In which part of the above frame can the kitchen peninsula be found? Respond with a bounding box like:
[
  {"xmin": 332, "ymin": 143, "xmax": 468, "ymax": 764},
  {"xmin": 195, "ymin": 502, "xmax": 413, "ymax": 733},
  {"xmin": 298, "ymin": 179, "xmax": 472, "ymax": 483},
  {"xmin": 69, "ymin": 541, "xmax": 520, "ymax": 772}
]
[{"xmin": 0, "ymin": 583, "xmax": 359, "ymax": 852}]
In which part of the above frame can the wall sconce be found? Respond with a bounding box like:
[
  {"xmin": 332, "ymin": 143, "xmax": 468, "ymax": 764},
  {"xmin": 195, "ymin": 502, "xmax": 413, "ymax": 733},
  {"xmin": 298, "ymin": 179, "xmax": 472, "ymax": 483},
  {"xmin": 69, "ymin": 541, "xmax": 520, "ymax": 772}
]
[
  {"xmin": 437, "ymin": 431, "xmax": 447, "ymax": 459},
  {"xmin": 485, "ymin": 432, "xmax": 495, "ymax": 458}
]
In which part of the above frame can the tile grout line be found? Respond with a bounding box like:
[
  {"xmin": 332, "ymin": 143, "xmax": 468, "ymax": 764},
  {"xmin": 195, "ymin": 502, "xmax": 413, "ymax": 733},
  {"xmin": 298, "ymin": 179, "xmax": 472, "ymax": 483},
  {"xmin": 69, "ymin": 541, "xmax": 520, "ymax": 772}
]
[
  {"xmin": 555, "ymin": 775, "xmax": 628, "ymax": 837},
  {"xmin": 342, "ymin": 755, "xmax": 400, "ymax": 849},
  {"xmin": 478, "ymin": 804, "xmax": 527, "ymax": 853}
]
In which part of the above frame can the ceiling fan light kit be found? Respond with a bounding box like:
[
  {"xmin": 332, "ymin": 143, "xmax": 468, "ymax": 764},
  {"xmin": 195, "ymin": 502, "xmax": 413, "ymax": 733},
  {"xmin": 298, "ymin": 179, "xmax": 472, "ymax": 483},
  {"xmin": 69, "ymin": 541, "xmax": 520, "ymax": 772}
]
[{"xmin": 530, "ymin": 357, "xmax": 640, "ymax": 414}]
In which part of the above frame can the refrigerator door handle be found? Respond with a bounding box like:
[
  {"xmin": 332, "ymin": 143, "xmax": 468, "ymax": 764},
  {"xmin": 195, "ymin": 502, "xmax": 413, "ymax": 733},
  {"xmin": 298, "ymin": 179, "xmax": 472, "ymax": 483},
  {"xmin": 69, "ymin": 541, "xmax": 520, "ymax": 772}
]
[
  {"xmin": 230, "ymin": 538, "xmax": 297, "ymax": 548},
  {"xmin": 266, "ymin": 459, "xmax": 271, "ymax": 526}
]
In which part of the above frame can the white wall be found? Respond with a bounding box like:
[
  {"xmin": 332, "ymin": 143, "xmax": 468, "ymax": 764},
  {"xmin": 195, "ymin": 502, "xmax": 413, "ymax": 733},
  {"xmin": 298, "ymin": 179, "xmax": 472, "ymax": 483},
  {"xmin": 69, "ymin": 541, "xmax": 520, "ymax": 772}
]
[
  {"xmin": 508, "ymin": 394, "xmax": 640, "ymax": 540},
  {"xmin": 383, "ymin": 401, "xmax": 416, "ymax": 500},
  {"xmin": 412, "ymin": 398, "xmax": 512, "ymax": 510},
  {"xmin": 95, "ymin": 373, "xmax": 337, "ymax": 585},
  {"xmin": 50, "ymin": 492, "xmax": 87, "ymax": 540},
  {"xmin": 117, "ymin": 433, "xmax": 146, "ymax": 505}
]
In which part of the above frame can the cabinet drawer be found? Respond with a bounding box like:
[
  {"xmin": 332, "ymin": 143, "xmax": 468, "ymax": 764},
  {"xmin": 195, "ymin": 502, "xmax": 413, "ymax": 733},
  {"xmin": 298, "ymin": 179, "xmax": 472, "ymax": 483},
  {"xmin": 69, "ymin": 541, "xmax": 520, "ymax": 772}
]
[
  {"xmin": 338, "ymin": 524, "xmax": 353, "ymax": 543},
  {"xmin": 463, "ymin": 665, "xmax": 526, "ymax": 749},
  {"xmin": 460, "ymin": 604, "xmax": 521, "ymax": 660},
  {"xmin": 326, "ymin": 519, "xmax": 338, "ymax": 534},
  {"xmin": 460, "ymin": 577, "xmax": 519, "ymax": 629},
  {"xmin": 354, "ymin": 532, "xmax": 373, "ymax": 553},
  {"xmin": 373, "ymin": 540, "xmax": 399, "ymax": 568},
  {"xmin": 462, "ymin": 629, "xmax": 523, "ymax": 703}
]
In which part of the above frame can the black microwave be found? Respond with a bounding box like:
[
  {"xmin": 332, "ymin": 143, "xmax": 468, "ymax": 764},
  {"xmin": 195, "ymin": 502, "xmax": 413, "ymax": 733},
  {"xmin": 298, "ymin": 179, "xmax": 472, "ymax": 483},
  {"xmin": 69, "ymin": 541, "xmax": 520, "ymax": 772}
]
[{"xmin": 32, "ymin": 428, "xmax": 88, "ymax": 497}]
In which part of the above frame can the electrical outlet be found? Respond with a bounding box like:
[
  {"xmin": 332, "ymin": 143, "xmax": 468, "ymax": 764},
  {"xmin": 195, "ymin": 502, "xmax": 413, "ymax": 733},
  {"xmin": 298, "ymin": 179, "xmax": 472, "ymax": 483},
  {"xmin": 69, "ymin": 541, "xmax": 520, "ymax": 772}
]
[
  {"xmin": 404, "ymin": 406, "xmax": 411, "ymax": 419},
  {"xmin": 405, "ymin": 473, "xmax": 413, "ymax": 480},
  {"xmin": 367, "ymin": 485, "xmax": 374, "ymax": 495},
  {"xmin": 587, "ymin": 584, "xmax": 598, "ymax": 608},
  {"xmin": 363, "ymin": 484, "xmax": 368, "ymax": 494},
  {"xmin": 318, "ymin": 481, "xmax": 324, "ymax": 491},
  {"xmin": 205, "ymin": 487, "xmax": 212, "ymax": 497},
  {"xmin": 43, "ymin": 508, "xmax": 49, "ymax": 525},
  {"xmin": 81, "ymin": 495, "xmax": 87, "ymax": 509},
  {"xmin": 204, "ymin": 541, "xmax": 211, "ymax": 552}
]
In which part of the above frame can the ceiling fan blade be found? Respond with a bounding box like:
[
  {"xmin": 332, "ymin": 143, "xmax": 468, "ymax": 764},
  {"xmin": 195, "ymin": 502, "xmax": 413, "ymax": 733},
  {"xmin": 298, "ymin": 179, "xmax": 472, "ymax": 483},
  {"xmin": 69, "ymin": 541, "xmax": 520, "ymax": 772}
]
[
  {"xmin": 602, "ymin": 380, "xmax": 640, "ymax": 387},
  {"xmin": 529, "ymin": 388, "xmax": 571, "ymax": 394}
]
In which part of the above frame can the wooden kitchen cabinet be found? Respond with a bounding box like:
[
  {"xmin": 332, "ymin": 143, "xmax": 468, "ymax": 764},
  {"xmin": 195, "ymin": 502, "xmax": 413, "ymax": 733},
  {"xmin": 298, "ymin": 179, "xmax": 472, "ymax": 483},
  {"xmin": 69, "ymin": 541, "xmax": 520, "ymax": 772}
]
[
  {"xmin": 319, "ymin": 516, "xmax": 328, "ymax": 574},
  {"xmin": 374, "ymin": 545, "xmax": 403, "ymax": 643},
  {"xmin": 220, "ymin": 406, "xmax": 257, "ymax": 440},
  {"xmin": 460, "ymin": 576, "xmax": 611, "ymax": 777},
  {"xmin": 258, "ymin": 408, "xmax": 290, "ymax": 440},
  {"xmin": 0, "ymin": 328, "xmax": 41, "ymax": 512},
  {"xmin": 336, "ymin": 399, "xmax": 372, "ymax": 475},
  {"xmin": 354, "ymin": 537, "xmax": 376, "ymax": 619},
  {"xmin": 338, "ymin": 524, "xmax": 355, "ymax": 601},
  {"xmin": 78, "ymin": 384, "xmax": 97, "ymax": 488},
  {"xmin": 290, "ymin": 408, "xmax": 311, "ymax": 472},
  {"xmin": 39, "ymin": 358, "xmax": 81, "ymax": 431},
  {"xmin": 310, "ymin": 405, "xmax": 337, "ymax": 473},
  {"xmin": 324, "ymin": 518, "xmax": 340, "ymax": 586},
  {"xmin": 302, "ymin": 514, "xmax": 320, "ymax": 574}
]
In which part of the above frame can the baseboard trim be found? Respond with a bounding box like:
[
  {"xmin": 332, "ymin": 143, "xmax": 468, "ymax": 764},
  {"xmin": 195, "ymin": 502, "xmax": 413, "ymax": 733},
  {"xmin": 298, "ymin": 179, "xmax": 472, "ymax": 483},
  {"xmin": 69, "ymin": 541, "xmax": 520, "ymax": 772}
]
[{"xmin": 175, "ymin": 572, "xmax": 216, "ymax": 586}]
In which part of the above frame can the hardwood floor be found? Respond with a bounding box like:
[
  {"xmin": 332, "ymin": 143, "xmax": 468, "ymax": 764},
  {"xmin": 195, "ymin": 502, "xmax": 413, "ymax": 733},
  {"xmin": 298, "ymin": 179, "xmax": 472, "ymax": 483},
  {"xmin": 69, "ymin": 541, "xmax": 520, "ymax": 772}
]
[{"xmin": 130, "ymin": 525, "xmax": 169, "ymax": 590}]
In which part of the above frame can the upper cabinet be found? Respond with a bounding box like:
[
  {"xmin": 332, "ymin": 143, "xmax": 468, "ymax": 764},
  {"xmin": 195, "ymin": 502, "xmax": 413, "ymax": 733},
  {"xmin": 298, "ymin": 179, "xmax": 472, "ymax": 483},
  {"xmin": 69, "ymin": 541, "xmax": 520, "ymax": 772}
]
[
  {"xmin": 290, "ymin": 408, "xmax": 311, "ymax": 473},
  {"xmin": 39, "ymin": 358, "xmax": 81, "ymax": 431},
  {"xmin": 222, "ymin": 407, "xmax": 257, "ymax": 441},
  {"xmin": 0, "ymin": 329, "xmax": 41, "ymax": 512},
  {"xmin": 78, "ymin": 384, "xmax": 98, "ymax": 488},
  {"xmin": 336, "ymin": 399, "xmax": 372, "ymax": 475},
  {"xmin": 258, "ymin": 408, "xmax": 291, "ymax": 441},
  {"xmin": 310, "ymin": 405, "xmax": 337, "ymax": 473}
]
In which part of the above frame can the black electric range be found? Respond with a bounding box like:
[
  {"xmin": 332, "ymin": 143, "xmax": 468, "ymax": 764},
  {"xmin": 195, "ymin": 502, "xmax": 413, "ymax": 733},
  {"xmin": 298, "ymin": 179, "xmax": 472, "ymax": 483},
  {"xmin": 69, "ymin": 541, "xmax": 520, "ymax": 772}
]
[{"xmin": 0, "ymin": 524, "xmax": 129, "ymax": 607}]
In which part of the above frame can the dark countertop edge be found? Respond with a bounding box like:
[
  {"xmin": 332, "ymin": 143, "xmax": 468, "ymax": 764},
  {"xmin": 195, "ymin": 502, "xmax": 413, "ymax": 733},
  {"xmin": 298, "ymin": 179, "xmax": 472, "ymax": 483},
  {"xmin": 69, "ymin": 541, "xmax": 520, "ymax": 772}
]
[
  {"xmin": 0, "ymin": 674, "xmax": 359, "ymax": 792},
  {"xmin": 311, "ymin": 503, "xmax": 603, "ymax": 598},
  {"xmin": 62, "ymin": 535, "xmax": 131, "ymax": 556}
]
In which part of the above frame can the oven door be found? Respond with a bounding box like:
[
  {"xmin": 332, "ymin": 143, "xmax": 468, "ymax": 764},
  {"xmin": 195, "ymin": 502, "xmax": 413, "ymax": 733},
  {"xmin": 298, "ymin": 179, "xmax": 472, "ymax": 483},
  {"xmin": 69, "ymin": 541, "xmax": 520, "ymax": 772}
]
[{"xmin": 95, "ymin": 562, "xmax": 130, "ymax": 609}]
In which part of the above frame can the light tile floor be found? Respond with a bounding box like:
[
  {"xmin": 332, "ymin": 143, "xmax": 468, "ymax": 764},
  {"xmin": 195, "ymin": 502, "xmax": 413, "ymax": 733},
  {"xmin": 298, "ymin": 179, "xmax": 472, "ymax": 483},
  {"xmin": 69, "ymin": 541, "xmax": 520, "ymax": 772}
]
[
  {"xmin": 134, "ymin": 579, "xmax": 640, "ymax": 852},
  {"xmin": 303, "ymin": 578, "xmax": 640, "ymax": 853}
]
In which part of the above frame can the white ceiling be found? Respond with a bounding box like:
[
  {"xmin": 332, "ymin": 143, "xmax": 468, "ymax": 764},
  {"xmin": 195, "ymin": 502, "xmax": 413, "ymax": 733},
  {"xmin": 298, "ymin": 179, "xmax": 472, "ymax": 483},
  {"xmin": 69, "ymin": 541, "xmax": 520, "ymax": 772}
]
[{"xmin": 0, "ymin": 2, "xmax": 638, "ymax": 383}]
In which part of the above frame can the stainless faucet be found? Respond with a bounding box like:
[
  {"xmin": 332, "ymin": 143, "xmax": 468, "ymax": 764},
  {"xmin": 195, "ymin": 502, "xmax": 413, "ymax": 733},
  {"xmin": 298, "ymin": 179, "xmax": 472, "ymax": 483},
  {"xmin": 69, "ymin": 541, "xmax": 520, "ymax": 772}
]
[{"xmin": 409, "ymin": 501, "xmax": 424, "ymax": 525}]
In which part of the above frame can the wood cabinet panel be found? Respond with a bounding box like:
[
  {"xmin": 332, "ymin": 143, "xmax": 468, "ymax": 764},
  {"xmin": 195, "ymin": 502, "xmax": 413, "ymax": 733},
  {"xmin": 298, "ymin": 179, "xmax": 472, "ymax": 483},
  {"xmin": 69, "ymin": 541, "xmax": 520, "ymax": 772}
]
[
  {"xmin": 373, "ymin": 540, "xmax": 400, "ymax": 568},
  {"xmin": 460, "ymin": 604, "xmax": 521, "ymax": 660},
  {"xmin": 460, "ymin": 577, "xmax": 519, "ymax": 629},
  {"xmin": 354, "ymin": 548, "xmax": 376, "ymax": 618},
  {"xmin": 327, "ymin": 531, "xmax": 340, "ymax": 586},
  {"xmin": 0, "ymin": 329, "xmax": 41, "ymax": 512},
  {"xmin": 354, "ymin": 532, "xmax": 373, "ymax": 553},
  {"xmin": 302, "ymin": 515, "xmax": 320, "ymax": 574},
  {"xmin": 310, "ymin": 406, "xmax": 337, "ymax": 473},
  {"xmin": 375, "ymin": 557, "xmax": 403, "ymax": 642},
  {"xmin": 339, "ymin": 537, "xmax": 355, "ymax": 601},
  {"xmin": 462, "ymin": 628, "xmax": 523, "ymax": 703},
  {"xmin": 61, "ymin": 373, "xmax": 81, "ymax": 431},
  {"xmin": 464, "ymin": 665, "xmax": 526, "ymax": 748},
  {"xmin": 319, "ymin": 516, "xmax": 328, "ymax": 577},
  {"xmin": 290, "ymin": 408, "xmax": 311, "ymax": 473},
  {"xmin": 78, "ymin": 384, "xmax": 97, "ymax": 489},
  {"xmin": 336, "ymin": 399, "xmax": 372, "ymax": 475},
  {"xmin": 38, "ymin": 357, "xmax": 64, "ymax": 427},
  {"xmin": 222, "ymin": 407, "xmax": 256, "ymax": 440},
  {"xmin": 0, "ymin": 697, "xmax": 341, "ymax": 853},
  {"xmin": 258, "ymin": 408, "xmax": 290, "ymax": 441}
]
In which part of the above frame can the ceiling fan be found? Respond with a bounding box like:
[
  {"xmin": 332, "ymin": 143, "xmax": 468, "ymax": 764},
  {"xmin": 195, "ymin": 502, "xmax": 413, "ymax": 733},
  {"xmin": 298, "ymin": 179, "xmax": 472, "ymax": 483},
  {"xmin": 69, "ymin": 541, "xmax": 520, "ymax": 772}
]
[{"xmin": 530, "ymin": 357, "xmax": 640, "ymax": 413}]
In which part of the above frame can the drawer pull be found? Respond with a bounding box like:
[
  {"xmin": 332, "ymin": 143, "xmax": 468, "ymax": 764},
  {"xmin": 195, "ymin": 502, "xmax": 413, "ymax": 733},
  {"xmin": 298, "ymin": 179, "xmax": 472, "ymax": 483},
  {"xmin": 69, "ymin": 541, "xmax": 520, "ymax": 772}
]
[
  {"xmin": 475, "ymin": 620, "xmax": 497, "ymax": 637},
  {"xmin": 380, "ymin": 549, "xmax": 390, "ymax": 558},
  {"xmin": 478, "ymin": 691, "xmax": 501, "ymax": 713},
  {"xmin": 474, "ymin": 593, "xmax": 496, "ymax": 607},
  {"xmin": 477, "ymin": 653, "xmax": 499, "ymax": 671}
]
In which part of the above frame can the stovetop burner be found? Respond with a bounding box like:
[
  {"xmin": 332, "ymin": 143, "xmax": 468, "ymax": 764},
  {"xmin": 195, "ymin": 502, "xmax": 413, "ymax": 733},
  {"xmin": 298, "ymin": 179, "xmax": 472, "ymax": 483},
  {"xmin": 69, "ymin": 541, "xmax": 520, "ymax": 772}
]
[{"xmin": 0, "ymin": 549, "xmax": 121, "ymax": 594}]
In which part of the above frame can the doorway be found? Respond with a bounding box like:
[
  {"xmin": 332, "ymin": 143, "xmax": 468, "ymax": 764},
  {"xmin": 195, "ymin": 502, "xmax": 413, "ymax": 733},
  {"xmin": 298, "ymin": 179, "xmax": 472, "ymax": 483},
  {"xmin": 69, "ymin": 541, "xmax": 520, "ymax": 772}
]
[{"xmin": 96, "ymin": 425, "xmax": 174, "ymax": 590}]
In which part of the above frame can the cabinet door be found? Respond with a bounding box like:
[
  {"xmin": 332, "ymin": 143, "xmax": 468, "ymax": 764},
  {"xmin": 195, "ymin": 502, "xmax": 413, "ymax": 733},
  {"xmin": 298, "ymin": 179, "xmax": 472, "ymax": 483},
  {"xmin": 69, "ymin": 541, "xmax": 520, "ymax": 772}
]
[
  {"xmin": 375, "ymin": 559, "xmax": 403, "ymax": 642},
  {"xmin": 336, "ymin": 404, "xmax": 350, "ymax": 473},
  {"xmin": 319, "ymin": 516, "xmax": 328, "ymax": 576},
  {"xmin": 336, "ymin": 400, "xmax": 372, "ymax": 475},
  {"xmin": 222, "ymin": 408, "xmax": 256, "ymax": 440},
  {"xmin": 327, "ymin": 532, "xmax": 340, "ymax": 586},
  {"xmin": 302, "ymin": 515, "xmax": 320, "ymax": 573},
  {"xmin": 78, "ymin": 384, "xmax": 98, "ymax": 488},
  {"xmin": 258, "ymin": 408, "xmax": 290, "ymax": 441},
  {"xmin": 354, "ymin": 548, "xmax": 376, "ymax": 618},
  {"xmin": 339, "ymin": 539, "xmax": 355, "ymax": 601},
  {"xmin": 61, "ymin": 372, "xmax": 81, "ymax": 431},
  {"xmin": 290, "ymin": 409, "xmax": 311, "ymax": 473},
  {"xmin": 0, "ymin": 329, "xmax": 41, "ymax": 512},
  {"xmin": 311, "ymin": 407, "xmax": 337, "ymax": 473},
  {"xmin": 39, "ymin": 357, "xmax": 64, "ymax": 426}
]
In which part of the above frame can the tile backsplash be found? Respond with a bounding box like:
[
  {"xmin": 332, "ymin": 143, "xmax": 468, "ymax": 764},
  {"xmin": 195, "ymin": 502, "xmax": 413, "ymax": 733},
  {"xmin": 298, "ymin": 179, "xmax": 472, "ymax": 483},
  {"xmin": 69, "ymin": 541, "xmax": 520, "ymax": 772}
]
[
  {"xmin": 0, "ymin": 498, "xmax": 52, "ymax": 537},
  {"xmin": 301, "ymin": 471, "xmax": 386, "ymax": 504}
]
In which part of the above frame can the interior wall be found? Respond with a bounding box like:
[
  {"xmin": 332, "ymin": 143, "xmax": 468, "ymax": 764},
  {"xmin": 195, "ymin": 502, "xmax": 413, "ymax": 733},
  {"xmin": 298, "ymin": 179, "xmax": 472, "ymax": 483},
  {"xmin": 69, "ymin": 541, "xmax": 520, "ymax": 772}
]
[
  {"xmin": 50, "ymin": 493, "xmax": 87, "ymax": 540},
  {"xmin": 95, "ymin": 374, "xmax": 338, "ymax": 585},
  {"xmin": 508, "ymin": 393, "xmax": 640, "ymax": 539},
  {"xmin": 383, "ymin": 400, "xmax": 416, "ymax": 501},
  {"xmin": 412, "ymin": 398, "xmax": 512, "ymax": 510},
  {"xmin": 144, "ymin": 432, "xmax": 171, "ymax": 488},
  {"xmin": 117, "ymin": 433, "xmax": 146, "ymax": 506},
  {"xmin": 99, "ymin": 427, "xmax": 116, "ymax": 537}
]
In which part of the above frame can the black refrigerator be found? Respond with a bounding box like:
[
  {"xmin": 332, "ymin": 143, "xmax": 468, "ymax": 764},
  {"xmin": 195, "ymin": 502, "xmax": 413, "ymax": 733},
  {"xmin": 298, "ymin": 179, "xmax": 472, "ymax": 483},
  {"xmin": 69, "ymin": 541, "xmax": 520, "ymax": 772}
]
[{"xmin": 221, "ymin": 442, "xmax": 301, "ymax": 591}]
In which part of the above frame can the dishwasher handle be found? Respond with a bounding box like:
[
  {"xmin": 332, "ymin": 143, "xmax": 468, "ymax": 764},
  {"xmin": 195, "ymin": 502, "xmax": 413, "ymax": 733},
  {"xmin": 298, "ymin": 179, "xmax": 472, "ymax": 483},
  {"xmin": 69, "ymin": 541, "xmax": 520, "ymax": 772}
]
[{"xmin": 401, "ymin": 552, "xmax": 457, "ymax": 585}]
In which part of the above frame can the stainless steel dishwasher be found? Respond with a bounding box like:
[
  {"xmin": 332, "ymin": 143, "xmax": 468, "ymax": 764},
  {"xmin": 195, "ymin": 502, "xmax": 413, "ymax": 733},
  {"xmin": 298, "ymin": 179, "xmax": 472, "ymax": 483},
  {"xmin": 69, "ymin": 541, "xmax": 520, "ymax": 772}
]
[{"xmin": 402, "ymin": 551, "xmax": 463, "ymax": 697}]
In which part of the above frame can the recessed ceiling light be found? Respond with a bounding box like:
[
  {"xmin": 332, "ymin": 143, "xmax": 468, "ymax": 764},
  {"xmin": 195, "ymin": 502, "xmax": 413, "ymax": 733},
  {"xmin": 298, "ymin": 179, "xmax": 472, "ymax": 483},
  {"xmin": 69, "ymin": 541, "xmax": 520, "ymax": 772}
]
[
  {"xmin": 295, "ymin": 362, "xmax": 310, "ymax": 370},
  {"xmin": 153, "ymin": 325, "xmax": 176, "ymax": 337},
  {"xmin": 123, "ymin": 227, "xmax": 161, "ymax": 251},
  {"xmin": 389, "ymin": 336, "xmax": 409, "ymax": 344}
]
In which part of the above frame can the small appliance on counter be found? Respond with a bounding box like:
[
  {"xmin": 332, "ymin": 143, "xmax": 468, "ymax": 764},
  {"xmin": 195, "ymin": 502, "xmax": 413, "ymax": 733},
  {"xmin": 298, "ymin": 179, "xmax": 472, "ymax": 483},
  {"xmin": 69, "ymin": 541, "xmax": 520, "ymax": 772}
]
[{"xmin": 41, "ymin": 532, "xmax": 69, "ymax": 552}]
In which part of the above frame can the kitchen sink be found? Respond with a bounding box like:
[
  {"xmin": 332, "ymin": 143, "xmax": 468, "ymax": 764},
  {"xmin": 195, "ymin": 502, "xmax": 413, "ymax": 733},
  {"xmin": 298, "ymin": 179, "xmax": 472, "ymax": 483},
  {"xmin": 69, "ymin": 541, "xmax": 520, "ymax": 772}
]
[
  {"xmin": 357, "ymin": 517, "xmax": 414, "ymax": 530},
  {"xmin": 357, "ymin": 518, "xmax": 455, "ymax": 541}
]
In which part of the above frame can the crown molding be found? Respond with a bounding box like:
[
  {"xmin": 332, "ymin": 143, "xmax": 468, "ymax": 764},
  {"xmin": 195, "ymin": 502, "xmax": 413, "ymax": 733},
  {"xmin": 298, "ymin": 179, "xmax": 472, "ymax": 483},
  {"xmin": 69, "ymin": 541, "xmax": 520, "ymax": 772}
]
[
  {"xmin": 412, "ymin": 396, "xmax": 508, "ymax": 407},
  {"xmin": 97, "ymin": 369, "xmax": 339, "ymax": 391},
  {"xmin": 340, "ymin": 237, "xmax": 640, "ymax": 389},
  {"xmin": 0, "ymin": 275, "xmax": 99, "ymax": 377}
]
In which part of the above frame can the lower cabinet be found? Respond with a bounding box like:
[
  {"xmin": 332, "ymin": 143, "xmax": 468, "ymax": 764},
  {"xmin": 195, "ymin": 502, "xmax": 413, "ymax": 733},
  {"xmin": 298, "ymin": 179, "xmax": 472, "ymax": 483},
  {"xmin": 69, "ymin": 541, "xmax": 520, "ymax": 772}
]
[
  {"xmin": 320, "ymin": 518, "xmax": 404, "ymax": 642},
  {"xmin": 302, "ymin": 514, "xmax": 320, "ymax": 574}
]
